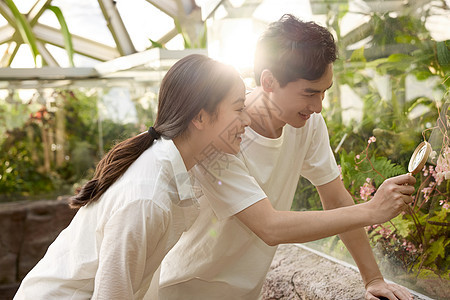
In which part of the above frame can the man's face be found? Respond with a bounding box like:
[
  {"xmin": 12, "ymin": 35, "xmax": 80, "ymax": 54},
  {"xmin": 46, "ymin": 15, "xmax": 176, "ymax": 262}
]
[{"xmin": 268, "ymin": 64, "xmax": 333, "ymax": 128}]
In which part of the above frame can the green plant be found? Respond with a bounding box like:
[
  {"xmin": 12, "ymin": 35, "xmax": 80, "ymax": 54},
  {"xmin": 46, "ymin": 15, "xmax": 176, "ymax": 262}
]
[
  {"xmin": 47, "ymin": 5, "xmax": 74, "ymax": 66},
  {"xmin": 149, "ymin": 19, "xmax": 207, "ymax": 50},
  {"xmin": 0, "ymin": 88, "xmax": 156, "ymax": 202},
  {"xmin": 2, "ymin": 0, "xmax": 74, "ymax": 66}
]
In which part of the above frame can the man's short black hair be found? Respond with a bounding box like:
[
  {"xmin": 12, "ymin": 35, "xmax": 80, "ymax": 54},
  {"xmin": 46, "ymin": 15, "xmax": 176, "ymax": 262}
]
[{"xmin": 254, "ymin": 14, "xmax": 338, "ymax": 87}]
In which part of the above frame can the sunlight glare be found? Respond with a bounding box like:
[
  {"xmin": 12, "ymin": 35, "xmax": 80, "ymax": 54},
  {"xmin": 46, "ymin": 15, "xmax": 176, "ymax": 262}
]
[{"xmin": 207, "ymin": 18, "xmax": 260, "ymax": 74}]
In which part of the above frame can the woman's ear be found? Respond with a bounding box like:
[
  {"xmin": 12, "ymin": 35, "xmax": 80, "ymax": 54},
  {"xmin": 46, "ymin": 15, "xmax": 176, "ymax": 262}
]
[
  {"xmin": 261, "ymin": 69, "xmax": 275, "ymax": 92},
  {"xmin": 191, "ymin": 109, "xmax": 210, "ymax": 130}
]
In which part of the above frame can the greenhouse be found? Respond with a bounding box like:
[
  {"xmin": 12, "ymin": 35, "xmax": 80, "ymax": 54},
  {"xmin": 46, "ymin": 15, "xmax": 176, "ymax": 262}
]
[{"xmin": 0, "ymin": 0, "xmax": 449, "ymax": 299}]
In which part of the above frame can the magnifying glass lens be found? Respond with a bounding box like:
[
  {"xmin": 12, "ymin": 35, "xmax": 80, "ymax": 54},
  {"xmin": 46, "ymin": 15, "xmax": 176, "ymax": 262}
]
[{"xmin": 408, "ymin": 142, "xmax": 432, "ymax": 175}]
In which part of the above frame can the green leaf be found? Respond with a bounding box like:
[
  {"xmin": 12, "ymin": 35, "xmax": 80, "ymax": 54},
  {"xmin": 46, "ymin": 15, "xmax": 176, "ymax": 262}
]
[
  {"xmin": 437, "ymin": 40, "xmax": 450, "ymax": 67},
  {"xmin": 424, "ymin": 236, "xmax": 449, "ymax": 264},
  {"xmin": 349, "ymin": 46, "xmax": 366, "ymax": 63},
  {"xmin": 428, "ymin": 208, "xmax": 449, "ymax": 223},
  {"xmin": 395, "ymin": 35, "xmax": 414, "ymax": 44},
  {"xmin": 174, "ymin": 18, "xmax": 191, "ymax": 49},
  {"xmin": 148, "ymin": 38, "xmax": 164, "ymax": 49},
  {"xmin": 391, "ymin": 215, "xmax": 413, "ymax": 237},
  {"xmin": 47, "ymin": 6, "xmax": 74, "ymax": 66},
  {"xmin": 413, "ymin": 70, "xmax": 432, "ymax": 81},
  {"xmin": 4, "ymin": 0, "xmax": 40, "ymax": 65}
]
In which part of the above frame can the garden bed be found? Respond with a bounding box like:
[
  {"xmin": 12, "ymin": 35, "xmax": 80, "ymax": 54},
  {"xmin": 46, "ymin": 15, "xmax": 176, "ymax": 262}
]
[{"xmin": 262, "ymin": 244, "xmax": 433, "ymax": 300}]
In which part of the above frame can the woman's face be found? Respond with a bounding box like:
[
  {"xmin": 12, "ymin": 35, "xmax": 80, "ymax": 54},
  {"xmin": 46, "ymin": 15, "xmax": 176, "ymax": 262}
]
[{"xmin": 205, "ymin": 80, "xmax": 251, "ymax": 155}]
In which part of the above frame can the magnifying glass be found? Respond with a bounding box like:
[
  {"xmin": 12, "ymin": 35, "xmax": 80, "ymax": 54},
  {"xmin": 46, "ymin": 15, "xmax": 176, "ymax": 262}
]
[{"xmin": 408, "ymin": 141, "xmax": 432, "ymax": 175}]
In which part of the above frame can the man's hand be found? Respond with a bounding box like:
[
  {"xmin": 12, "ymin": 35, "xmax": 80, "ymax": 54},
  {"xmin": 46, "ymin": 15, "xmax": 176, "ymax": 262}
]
[
  {"xmin": 368, "ymin": 174, "xmax": 416, "ymax": 224},
  {"xmin": 365, "ymin": 278, "xmax": 414, "ymax": 300}
]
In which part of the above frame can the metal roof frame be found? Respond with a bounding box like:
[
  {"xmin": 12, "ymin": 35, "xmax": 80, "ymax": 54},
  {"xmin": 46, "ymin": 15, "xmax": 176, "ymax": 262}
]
[
  {"xmin": 0, "ymin": 0, "xmax": 205, "ymax": 67},
  {"xmin": 0, "ymin": 0, "xmax": 446, "ymax": 72},
  {"xmin": 0, "ymin": 48, "xmax": 208, "ymax": 89}
]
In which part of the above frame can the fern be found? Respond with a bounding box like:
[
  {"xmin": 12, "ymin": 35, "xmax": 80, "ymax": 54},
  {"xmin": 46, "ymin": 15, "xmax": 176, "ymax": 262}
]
[
  {"xmin": 370, "ymin": 156, "xmax": 406, "ymax": 186},
  {"xmin": 338, "ymin": 149, "xmax": 406, "ymax": 196}
]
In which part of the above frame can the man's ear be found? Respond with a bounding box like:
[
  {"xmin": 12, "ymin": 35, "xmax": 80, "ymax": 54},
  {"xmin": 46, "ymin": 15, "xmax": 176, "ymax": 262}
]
[
  {"xmin": 191, "ymin": 109, "xmax": 210, "ymax": 130},
  {"xmin": 261, "ymin": 69, "xmax": 276, "ymax": 92}
]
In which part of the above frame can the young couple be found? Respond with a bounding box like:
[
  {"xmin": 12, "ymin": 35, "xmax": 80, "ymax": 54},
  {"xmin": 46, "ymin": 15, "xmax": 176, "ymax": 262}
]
[{"xmin": 15, "ymin": 14, "xmax": 415, "ymax": 300}]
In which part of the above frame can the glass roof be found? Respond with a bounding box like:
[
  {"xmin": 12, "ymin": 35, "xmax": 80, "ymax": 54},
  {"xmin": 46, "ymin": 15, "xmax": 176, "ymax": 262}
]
[{"xmin": 0, "ymin": 0, "xmax": 448, "ymax": 81}]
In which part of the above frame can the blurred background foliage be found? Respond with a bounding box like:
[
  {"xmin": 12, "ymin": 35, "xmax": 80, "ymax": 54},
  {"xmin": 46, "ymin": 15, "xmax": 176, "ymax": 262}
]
[
  {"xmin": 0, "ymin": 88, "xmax": 156, "ymax": 201},
  {"xmin": 293, "ymin": 4, "xmax": 449, "ymax": 298}
]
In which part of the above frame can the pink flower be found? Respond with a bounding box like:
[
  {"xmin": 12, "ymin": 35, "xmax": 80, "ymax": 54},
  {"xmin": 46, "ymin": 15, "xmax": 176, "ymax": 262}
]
[
  {"xmin": 434, "ymin": 146, "xmax": 450, "ymax": 186},
  {"xmin": 421, "ymin": 186, "xmax": 433, "ymax": 202},
  {"xmin": 402, "ymin": 241, "xmax": 417, "ymax": 253},
  {"xmin": 378, "ymin": 227, "xmax": 392, "ymax": 238},
  {"xmin": 368, "ymin": 136, "xmax": 376, "ymax": 144},
  {"xmin": 337, "ymin": 165, "xmax": 343, "ymax": 180},
  {"xmin": 423, "ymin": 166, "xmax": 428, "ymax": 177},
  {"xmin": 360, "ymin": 178, "xmax": 376, "ymax": 201}
]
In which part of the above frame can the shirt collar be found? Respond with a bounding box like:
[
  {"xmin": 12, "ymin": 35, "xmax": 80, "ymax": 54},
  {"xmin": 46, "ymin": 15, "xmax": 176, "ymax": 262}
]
[{"xmin": 159, "ymin": 138, "xmax": 196, "ymax": 201}]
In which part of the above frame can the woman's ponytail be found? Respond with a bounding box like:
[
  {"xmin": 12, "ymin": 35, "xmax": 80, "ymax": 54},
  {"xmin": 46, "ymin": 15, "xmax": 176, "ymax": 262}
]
[{"xmin": 69, "ymin": 129, "xmax": 160, "ymax": 208}]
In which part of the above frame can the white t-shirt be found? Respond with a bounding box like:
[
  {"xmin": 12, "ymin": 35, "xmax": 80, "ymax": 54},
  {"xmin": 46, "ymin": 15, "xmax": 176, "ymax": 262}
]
[
  {"xmin": 159, "ymin": 113, "xmax": 340, "ymax": 300},
  {"xmin": 14, "ymin": 138, "xmax": 199, "ymax": 300}
]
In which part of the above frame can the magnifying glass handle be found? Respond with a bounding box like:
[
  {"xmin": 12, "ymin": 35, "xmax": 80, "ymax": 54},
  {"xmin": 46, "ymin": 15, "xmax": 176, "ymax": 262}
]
[{"xmin": 404, "ymin": 173, "xmax": 414, "ymax": 187}]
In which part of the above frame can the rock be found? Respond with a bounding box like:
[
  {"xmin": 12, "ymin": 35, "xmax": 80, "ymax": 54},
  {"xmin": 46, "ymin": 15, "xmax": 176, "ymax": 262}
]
[
  {"xmin": 0, "ymin": 197, "xmax": 76, "ymax": 299},
  {"xmin": 18, "ymin": 199, "xmax": 76, "ymax": 279},
  {"xmin": 0, "ymin": 205, "xmax": 27, "ymax": 284}
]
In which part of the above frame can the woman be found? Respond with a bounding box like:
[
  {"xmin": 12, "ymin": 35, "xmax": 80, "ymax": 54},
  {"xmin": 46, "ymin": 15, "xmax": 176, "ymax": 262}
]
[{"xmin": 14, "ymin": 54, "xmax": 250, "ymax": 299}]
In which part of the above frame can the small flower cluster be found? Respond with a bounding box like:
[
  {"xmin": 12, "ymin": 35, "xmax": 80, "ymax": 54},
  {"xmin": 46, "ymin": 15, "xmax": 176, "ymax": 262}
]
[
  {"xmin": 439, "ymin": 200, "xmax": 449, "ymax": 210},
  {"xmin": 421, "ymin": 182, "xmax": 435, "ymax": 203},
  {"xmin": 435, "ymin": 146, "xmax": 450, "ymax": 185},
  {"xmin": 360, "ymin": 177, "xmax": 376, "ymax": 201},
  {"xmin": 369, "ymin": 224, "xmax": 420, "ymax": 256},
  {"xmin": 402, "ymin": 240, "xmax": 418, "ymax": 254},
  {"xmin": 420, "ymin": 145, "xmax": 449, "ymax": 209},
  {"xmin": 378, "ymin": 226, "xmax": 393, "ymax": 239},
  {"xmin": 355, "ymin": 136, "xmax": 377, "ymax": 171}
]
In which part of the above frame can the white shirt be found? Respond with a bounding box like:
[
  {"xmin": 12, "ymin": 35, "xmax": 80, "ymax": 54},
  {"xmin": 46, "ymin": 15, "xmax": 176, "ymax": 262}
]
[
  {"xmin": 14, "ymin": 138, "xmax": 199, "ymax": 300},
  {"xmin": 159, "ymin": 113, "xmax": 340, "ymax": 299}
]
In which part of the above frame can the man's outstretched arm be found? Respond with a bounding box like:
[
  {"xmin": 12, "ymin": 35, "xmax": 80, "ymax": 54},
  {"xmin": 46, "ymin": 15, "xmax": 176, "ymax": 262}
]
[
  {"xmin": 316, "ymin": 177, "xmax": 414, "ymax": 300},
  {"xmin": 235, "ymin": 174, "xmax": 415, "ymax": 246}
]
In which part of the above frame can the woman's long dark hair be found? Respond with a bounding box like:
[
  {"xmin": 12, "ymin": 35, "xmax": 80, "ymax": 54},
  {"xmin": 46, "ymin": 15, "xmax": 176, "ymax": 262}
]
[{"xmin": 69, "ymin": 54, "xmax": 242, "ymax": 208}]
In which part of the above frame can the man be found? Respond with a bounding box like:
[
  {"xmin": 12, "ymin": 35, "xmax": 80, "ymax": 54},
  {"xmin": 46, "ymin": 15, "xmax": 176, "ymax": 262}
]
[{"xmin": 158, "ymin": 14, "xmax": 415, "ymax": 300}]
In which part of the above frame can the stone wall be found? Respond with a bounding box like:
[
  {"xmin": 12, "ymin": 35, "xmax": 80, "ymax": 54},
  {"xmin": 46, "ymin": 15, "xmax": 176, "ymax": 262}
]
[{"xmin": 0, "ymin": 198, "xmax": 76, "ymax": 300}]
